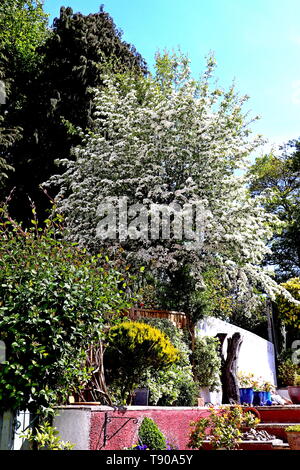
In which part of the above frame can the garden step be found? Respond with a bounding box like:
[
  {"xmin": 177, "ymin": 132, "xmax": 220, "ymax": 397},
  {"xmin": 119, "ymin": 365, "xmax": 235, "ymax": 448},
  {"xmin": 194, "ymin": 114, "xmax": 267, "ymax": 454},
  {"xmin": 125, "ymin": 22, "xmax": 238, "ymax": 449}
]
[
  {"xmin": 255, "ymin": 423, "xmax": 300, "ymax": 441},
  {"xmin": 202, "ymin": 440, "xmax": 289, "ymax": 450},
  {"xmin": 254, "ymin": 405, "xmax": 300, "ymax": 423}
]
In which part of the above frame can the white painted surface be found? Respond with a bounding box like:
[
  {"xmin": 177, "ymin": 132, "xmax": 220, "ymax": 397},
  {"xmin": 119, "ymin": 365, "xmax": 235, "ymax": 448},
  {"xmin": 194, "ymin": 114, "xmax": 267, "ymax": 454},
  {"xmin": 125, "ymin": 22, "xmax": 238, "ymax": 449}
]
[
  {"xmin": 0, "ymin": 411, "xmax": 14, "ymax": 450},
  {"xmin": 197, "ymin": 316, "xmax": 277, "ymax": 385},
  {"xmin": 54, "ymin": 408, "xmax": 91, "ymax": 450}
]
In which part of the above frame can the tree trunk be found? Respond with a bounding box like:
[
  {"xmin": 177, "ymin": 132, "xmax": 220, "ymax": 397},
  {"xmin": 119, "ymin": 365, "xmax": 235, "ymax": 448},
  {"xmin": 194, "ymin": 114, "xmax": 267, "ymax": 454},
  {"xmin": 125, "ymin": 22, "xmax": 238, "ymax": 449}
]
[{"xmin": 218, "ymin": 332, "xmax": 243, "ymax": 404}]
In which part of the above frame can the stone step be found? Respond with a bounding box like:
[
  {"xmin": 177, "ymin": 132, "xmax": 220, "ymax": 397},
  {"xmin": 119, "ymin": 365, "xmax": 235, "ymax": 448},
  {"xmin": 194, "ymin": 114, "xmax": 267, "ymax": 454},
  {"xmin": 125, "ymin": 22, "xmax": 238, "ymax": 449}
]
[
  {"xmin": 202, "ymin": 440, "xmax": 290, "ymax": 450},
  {"xmin": 255, "ymin": 423, "xmax": 300, "ymax": 441}
]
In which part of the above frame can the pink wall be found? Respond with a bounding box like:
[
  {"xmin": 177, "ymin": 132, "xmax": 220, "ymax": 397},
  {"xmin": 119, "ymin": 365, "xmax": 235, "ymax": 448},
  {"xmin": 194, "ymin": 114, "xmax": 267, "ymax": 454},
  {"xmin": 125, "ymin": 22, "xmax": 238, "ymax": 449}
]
[{"xmin": 89, "ymin": 407, "xmax": 211, "ymax": 450}]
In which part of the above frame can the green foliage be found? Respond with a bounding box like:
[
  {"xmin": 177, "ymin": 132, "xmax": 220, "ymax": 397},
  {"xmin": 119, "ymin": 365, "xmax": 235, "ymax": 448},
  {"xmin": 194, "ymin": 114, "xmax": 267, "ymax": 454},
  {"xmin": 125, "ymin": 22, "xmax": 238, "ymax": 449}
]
[
  {"xmin": 136, "ymin": 318, "xmax": 197, "ymax": 406},
  {"xmin": 192, "ymin": 336, "xmax": 221, "ymax": 391},
  {"xmin": 138, "ymin": 417, "xmax": 167, "ymax": 450},
  {"xmin": 0, "ymin": 0, "xmax": 49, "ymax": 66},
  {"xmin": 276, "ymin": 277, "xmax": 300, "ymax": 330},
  {"xmin": 104, "ymin": 321, "xmax": 179, "ymax": 404},
  {"xmin": 20, "ymin": 421, "xmax": 74, "ymax": 450},
  {"xmin": 286, "ymin": 425, "xmax": 300, "ymax": 432},
  {"xmin": 0, "ymin": 1, "xmax": 48, "ymax": 191},
  {"xmin": 2, "ymin": 5, "xmax": 147, "ymax": 222},
  {"xmin": 249, "ymin": 141, "xmax": 300, "ymax": 281},
  {"xmin": 0, "ymin": 208, "xmax": 131, "ymax": 415},
  {"xmin": 188, "ymin": 406, "xmax": 260, "ymax": 450},
  {"xmin": 277, "ymin": 357, "xmax": 300, "ymax": 387}
]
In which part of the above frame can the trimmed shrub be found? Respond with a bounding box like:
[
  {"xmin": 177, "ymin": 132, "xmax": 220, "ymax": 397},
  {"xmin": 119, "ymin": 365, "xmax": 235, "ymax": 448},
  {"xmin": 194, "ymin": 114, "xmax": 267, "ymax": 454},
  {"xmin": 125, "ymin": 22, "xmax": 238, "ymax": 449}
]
[
  {"xmin": 105, "ymin": 321, "xmax": 179, "ymax": 404},
  {"xmin": 138, "ymin": 417, "xmax": 167, "ymax": 450}
]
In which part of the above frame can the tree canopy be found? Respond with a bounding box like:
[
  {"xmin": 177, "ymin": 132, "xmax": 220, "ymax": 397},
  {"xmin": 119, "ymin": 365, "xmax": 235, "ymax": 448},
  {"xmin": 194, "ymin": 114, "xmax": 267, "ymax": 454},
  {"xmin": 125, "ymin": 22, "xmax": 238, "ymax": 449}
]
[
  {"xmin": 48, "ymin": 52, "xmax": 292, "ymax": 316},
  {"xmin": 1, "ymin": 5, "xmax": 147, "ymax": 222},
  {"xmin": 249, "ymin": 139, "xmax": 300, "ymax": 281}
]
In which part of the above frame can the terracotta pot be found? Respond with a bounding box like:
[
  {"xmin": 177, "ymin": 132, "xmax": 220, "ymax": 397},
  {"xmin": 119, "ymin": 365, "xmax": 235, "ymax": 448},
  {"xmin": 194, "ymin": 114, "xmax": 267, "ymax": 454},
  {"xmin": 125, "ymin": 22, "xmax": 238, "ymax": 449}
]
[
  {"xmin": 288, "ymin": 386, "xmax": 300, "ymax": 404},
  {"xmin": 197, "ymin": 397, "xmax": 205, "ymax": 407},
  {"xmin": 286, "ymin": 431, "xmax": 300, "ymax": 450}
]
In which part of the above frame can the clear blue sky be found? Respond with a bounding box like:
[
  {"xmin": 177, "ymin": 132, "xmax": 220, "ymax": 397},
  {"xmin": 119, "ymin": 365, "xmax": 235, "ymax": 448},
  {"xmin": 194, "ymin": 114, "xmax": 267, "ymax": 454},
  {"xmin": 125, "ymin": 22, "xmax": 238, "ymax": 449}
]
[{"xmin": 43, "ymin": 0, "xmax": 300, "ymax": 152}]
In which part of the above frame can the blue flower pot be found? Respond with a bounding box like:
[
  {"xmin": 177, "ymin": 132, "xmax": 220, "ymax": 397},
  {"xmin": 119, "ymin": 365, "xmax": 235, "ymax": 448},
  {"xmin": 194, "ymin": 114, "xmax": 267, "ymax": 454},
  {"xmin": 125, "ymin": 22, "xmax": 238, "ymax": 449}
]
[
  {"xmin": 264, "ymin": 391, "xmax": 272, "ymax": 406},
  {"xmin": 239, "ymin": 388, "xmax": 254, "ymax": 405}
]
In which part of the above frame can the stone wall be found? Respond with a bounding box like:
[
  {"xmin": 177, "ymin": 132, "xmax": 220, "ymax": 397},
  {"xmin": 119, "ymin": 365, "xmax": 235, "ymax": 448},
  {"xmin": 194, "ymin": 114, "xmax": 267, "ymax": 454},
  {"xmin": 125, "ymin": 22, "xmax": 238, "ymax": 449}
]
[{"xmin": 54, "ymin": 405, "xmax": 211, "ymax": 450}]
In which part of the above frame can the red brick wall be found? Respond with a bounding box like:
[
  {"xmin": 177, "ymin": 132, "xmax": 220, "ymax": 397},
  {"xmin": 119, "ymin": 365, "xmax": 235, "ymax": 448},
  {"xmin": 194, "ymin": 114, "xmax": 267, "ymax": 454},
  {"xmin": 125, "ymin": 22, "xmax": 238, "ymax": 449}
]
[{"xmin": 89, "ymin": 407, "xmax": 211, "ymax": 450}]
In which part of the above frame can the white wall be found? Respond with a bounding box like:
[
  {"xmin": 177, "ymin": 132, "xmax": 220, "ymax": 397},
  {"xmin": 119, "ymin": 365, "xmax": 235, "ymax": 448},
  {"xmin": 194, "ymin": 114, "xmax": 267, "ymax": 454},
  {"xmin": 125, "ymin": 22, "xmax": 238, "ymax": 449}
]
[
  {"xmin": 196, "ymin": 317, "xmax": 277, "ymax": 386},
  {"xmin": 53, "ymin": 407, "xmax": 91, "ymax": 450}
]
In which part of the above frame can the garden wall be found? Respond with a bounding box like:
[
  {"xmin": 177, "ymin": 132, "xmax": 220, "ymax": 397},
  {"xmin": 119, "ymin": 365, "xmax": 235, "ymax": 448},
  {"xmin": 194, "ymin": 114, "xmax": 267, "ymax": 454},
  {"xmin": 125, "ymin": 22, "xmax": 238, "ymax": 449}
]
[
  {"xmin": 54, "ymin": 405, "xmax": 211, "ymax": 450},
  {"xmin": 197, "ymin": 316, "xmax": 276, "ymax": 385}
]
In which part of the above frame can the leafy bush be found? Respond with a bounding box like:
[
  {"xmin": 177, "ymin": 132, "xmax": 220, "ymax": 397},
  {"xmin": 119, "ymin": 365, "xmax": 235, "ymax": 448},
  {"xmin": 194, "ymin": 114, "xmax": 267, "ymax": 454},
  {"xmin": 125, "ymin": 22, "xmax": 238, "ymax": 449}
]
[
  {"xmin": 20, "ymin": 421, "xmax": 74, "ymax": 450},
  {"xmin": 105, "ymin": 321, "xmax": 179, "ymax": 404},
  {"xmin": 277, "ymin": 358, "xmax": 300, "ymax": 387},
  {"xmin": 0, "ymin": 209, "xmax": 131, "ymax": 415},
  {"xmin": 276, "ymin": 278, "xmax": 300, "ymax": 330},
  {"xmin": 136, "ymin": 318, "xmax": 197, "ymax": 405},
  {"xmin": 138, "ymin": 417, "xmax": 167, "ymax": 450},
  {"xmin": 192, "ymin": 336, "xmax": 221, "ymax": 391}
]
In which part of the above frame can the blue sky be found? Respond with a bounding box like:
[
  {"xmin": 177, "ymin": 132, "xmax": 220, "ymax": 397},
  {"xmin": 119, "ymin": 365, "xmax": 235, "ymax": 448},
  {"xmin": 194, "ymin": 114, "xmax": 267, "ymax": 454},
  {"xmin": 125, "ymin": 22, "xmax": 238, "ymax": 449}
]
[{"xmin": 43, "ymin": 0, "xmax": 300, "ymax": 153}]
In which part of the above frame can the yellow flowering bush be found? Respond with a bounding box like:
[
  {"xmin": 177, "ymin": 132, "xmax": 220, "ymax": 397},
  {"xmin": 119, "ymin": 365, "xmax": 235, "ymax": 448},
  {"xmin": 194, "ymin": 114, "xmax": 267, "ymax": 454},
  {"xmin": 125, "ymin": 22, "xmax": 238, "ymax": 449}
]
[{"xmin": 104, "ymin": 321, "xmax": 179, "ymax": 404}]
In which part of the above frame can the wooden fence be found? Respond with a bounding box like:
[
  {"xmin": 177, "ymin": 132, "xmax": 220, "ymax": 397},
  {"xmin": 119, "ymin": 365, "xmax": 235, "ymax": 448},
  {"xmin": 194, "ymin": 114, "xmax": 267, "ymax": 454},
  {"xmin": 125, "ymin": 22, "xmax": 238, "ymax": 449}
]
[{"xmin": 125, "ymin": 308, "xmax": 187, "ymax": 329}]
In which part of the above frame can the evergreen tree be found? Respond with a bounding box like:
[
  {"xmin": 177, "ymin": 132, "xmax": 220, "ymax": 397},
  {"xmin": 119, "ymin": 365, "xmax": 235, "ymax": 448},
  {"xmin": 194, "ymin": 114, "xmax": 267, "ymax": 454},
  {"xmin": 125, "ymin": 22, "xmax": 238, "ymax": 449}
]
[{"xmin": 1, "ymin": 5, "xmax": 147, "ymax": 221}]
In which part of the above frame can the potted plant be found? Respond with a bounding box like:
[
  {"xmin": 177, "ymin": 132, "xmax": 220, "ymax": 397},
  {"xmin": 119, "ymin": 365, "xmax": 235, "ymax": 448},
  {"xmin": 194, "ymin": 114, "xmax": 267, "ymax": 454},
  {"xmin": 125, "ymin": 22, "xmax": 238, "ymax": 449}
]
[
  {"xmin": 277, "ymin": 357, "xmax": 300, "ymax": 402},
  {"xmin": 188, "ymin": 405, "xmax": 260, "ymax": 450},
  {"xmin": 252, "ymin": 379, "xmax": 264, "ymax": 406},
  {"xmin": 237, "ymin": 371, "xmax": 254, "ymax": 405},
  {"xmin": 288, "ymin": 374, "xmax": 300, "ymax": 404},
  {"xmin": 261, "ymin": 381, "xmax": 275, "ymax": 406},
  {"xmin": 285, "ymin": 425, "xmax": 300, "ymax": 450}
]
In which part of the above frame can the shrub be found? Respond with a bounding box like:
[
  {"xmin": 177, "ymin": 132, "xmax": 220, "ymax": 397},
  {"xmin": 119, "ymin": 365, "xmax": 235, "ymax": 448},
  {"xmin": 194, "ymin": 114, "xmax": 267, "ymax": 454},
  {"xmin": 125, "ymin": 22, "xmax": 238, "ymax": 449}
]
[
  {"xmin": 188, "ymin": 406, "xmax": 260, "ymax": 450},
  {"xmin": 137, "ymin": 318, "xmax": 197, "ymax": 405},
  {"xmin": 20, "ymin": 421, "xmax": 74, "ymax": 450},
  {"xmin": 277, "ymin": 358, "xmax": 300, "ymax": 387},
  {"xmin": 104, "ymin": 321, "xmax": 179, "ymax": 404},
  {"xmin": 138, "ymin": 417, "xmax": 167, "ymax": 450},
  {"xmin": 192, "ymin": 336, "xmax": 221, "ymax": 391},
  {"xmin": 276, "ymin": 278, "xmax": 300, "ymax": 330},
  {"xmin": 0, "ymin": 209, "xmax": 131, "ymax": 415}
]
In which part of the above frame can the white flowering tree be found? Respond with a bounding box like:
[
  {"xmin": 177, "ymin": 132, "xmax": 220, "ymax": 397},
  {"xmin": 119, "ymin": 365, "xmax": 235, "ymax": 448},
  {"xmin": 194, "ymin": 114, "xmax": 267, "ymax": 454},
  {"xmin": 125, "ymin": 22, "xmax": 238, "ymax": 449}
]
[{"xmin": 46, "ymin": 52, "xmax": 294, "ymax": 324}]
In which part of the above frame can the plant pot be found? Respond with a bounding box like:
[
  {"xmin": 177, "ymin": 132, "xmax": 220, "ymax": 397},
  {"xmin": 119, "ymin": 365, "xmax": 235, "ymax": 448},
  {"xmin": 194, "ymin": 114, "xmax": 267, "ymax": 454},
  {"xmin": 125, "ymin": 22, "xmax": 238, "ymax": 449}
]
[
  {"xmin": 197, "ymin": 397, "xmax": 205, "ymax": 407},
  {"xmin": 239, "ymin": 388, "xmax": 254, "ymax": 405},
  {"xmin": 264, "ymin": 391, "xmax": 272, "ymax": 406},
  {"xmin": 199, "ymin": 387, "xmax": 222, "ymax": 405},
  {"xmin": 253, "ymin": 391, "xmax": 265, "ymax": 406},
  {"xmin": 288, "ymin": 386, "xmax": 300, "ymax": 404},
  {"xmin": 286, "ymin": 431, "xmax": 300, "ymax": 450}
]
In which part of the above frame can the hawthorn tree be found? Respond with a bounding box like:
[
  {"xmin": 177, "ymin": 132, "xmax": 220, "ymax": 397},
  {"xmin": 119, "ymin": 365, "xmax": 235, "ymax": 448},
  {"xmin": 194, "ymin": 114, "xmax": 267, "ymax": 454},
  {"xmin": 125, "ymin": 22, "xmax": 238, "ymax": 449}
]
[{"xmin": 47, "ymin": 52, "xmax": 295, "ymax": 336}]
